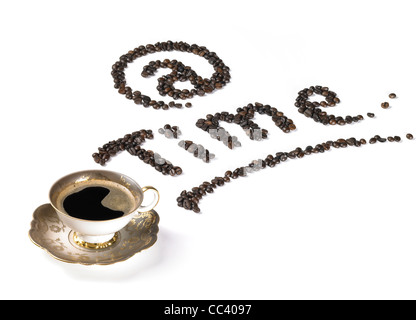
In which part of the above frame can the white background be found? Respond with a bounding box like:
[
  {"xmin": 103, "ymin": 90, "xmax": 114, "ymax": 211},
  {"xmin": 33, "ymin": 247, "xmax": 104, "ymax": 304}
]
[{"xmin": 1, "ymin": 0, "xmax": 415, "ymax": 300}]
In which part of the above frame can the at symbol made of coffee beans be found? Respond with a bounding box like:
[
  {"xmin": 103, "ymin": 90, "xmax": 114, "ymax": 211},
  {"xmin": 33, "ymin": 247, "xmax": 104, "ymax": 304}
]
[{"xmin": 111, "ymin": 41, "xmax": 231, "ymax": 110}]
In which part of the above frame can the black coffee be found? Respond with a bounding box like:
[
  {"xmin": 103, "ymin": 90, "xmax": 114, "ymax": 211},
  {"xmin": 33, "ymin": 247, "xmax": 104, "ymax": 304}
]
[{"xmin": 63, "ymin": 186, "xmax": 124, "ymax": 221}]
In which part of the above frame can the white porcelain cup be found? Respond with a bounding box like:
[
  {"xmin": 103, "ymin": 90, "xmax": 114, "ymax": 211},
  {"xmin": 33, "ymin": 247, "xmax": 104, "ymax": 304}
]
[{"xmin": 49, "ymin": 170, "xmax": 159, "ymax": 248}]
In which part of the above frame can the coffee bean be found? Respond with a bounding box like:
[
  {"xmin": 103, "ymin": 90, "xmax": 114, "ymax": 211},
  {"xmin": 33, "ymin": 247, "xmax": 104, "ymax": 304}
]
[
  {"xmin": 389, "ymin": 93, "xmax": 396, "ymax": 99},
  {"xmin": 165, "ymin": 129, "xmax": 173, "ymax": 138},
  {"xmin": 183, "ymin": 200, "xmax": 191, "ymax": 210},
  {"xmin": 394, "ymin": 136, "xmax": 401, "ymax": 142},
  {"xmin": 367, "ymin": 113, "xmax": 375, "ymax": 118},
  {"xmin": 184, "ymin": 140, "xmax": 193, "ymax": 150},
  {"xmin": 381, "ymin": 102, "xmax": 390, "ymax": 109},
  {"xmin": 406, "ymin": 133, "xmax": 413, "ymax": 140}
]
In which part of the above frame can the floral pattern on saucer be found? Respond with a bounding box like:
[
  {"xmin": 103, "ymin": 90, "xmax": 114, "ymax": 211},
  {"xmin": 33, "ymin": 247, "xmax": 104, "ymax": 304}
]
[{"xmin": 29, "ymin": 204, "xmax": 159, "ymax": 265}]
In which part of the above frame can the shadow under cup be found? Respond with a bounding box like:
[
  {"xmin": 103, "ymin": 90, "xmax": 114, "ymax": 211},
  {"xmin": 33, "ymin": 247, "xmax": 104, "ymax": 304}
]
[{"xmin": 49, "ymin": 170, "xmax": 159, "ymax": 247}]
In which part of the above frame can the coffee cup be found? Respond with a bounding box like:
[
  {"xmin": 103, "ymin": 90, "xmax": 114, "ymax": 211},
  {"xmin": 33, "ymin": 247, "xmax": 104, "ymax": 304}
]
[{"xmin": 49, "ymin": 170, "xmax": 160, "ymax": 248}]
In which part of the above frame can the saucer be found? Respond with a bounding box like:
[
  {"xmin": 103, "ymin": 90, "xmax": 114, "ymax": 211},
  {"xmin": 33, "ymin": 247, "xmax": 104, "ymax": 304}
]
[{"xmin": 29, "ymin": 204, "xmax": 160, "ymax": 265}]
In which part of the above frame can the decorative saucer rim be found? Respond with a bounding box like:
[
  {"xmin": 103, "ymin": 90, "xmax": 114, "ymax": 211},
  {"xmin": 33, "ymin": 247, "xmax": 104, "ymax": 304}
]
[{"xmin": 28, "ymin": 203, "xmax": 160, "ymax": 266}]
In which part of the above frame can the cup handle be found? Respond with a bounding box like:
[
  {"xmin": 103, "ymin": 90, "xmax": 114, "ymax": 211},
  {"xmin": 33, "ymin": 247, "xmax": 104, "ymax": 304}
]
[{"xmin": 137, "ymin": 186, "xmax": 160, "ymax": 213}]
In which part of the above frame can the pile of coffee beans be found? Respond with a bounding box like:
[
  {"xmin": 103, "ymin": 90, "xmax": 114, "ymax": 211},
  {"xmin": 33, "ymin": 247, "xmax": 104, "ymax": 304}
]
[
  {"xmin": 158, "ymin": 124, "xmax": 181, "ymax": 139},
  {"xmin": 108, "ymin": 40, "xmax": 411, "ymax": 214},
  {"xmin": 196, "ymin": 102, "xmax": 295, "ymax": 148},
  {"xmin": 295, "ymin": 85, "xmax": 364, "ymax": 125},
  {"xmin": 92, "ymin": 129, "xmax": 183, "ymax": 176},
  {"xmin": 369, "ymin": 134, "xmax": 403, "ymax": 144},
  {"xmin": 208, "ymin": 127, "xmax": 242, "ymax": 148},
  {"xmin": 111, "ymin": 41, "xmax": 231, "ymax": 109},
  {"xmin": 389, "ymin": 135, "xmax": 401, "ymax": 142},
  {"xmin": 176, "ymin": 134, "xmax": 405, "ymax": 213},
  {"xmin": 178, "ymin": 140, "xmax": 215, "ymax": 163}
]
